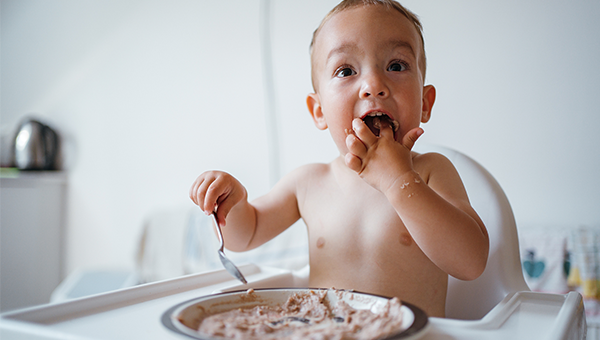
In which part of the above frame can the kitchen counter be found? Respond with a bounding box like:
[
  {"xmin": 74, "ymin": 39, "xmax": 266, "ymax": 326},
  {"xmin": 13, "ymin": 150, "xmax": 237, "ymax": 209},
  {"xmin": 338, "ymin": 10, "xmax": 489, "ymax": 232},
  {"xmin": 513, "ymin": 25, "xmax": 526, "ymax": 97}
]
[{"xmin": 0, "ymin": 170, "xmax": 67, "ymax": 312}]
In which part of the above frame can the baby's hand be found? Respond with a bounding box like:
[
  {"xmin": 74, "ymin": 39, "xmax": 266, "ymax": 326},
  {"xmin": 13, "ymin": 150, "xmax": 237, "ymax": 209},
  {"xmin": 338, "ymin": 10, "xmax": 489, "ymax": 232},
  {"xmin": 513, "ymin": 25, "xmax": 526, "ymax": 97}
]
[
  {"xmin": 344, "ymin": 118, "xmax": 423, "ymax": 192},
  {"xmin": 189, "ymin": 171, "xmax": 247, "ymax": 227}
]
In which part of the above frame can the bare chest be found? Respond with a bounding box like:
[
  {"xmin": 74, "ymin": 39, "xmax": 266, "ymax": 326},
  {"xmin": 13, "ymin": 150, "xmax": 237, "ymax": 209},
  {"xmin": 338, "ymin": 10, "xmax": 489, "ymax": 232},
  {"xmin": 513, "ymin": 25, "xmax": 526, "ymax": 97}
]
[{"xmin": 299, "ymin": 179, "xmax": 414, "ymax": 253}]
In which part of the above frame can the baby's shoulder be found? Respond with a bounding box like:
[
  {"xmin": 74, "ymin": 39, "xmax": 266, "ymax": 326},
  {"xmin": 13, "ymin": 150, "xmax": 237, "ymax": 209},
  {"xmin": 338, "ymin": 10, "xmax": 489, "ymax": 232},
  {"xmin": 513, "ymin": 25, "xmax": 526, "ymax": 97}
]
[
  {"xmin": 412, "ymin": 151, "xmax": 451, "ymax": 165},
  {"xmin": 412, "ymin": 151, "xmax": 457, "ymax": 181},
  {"xmin": 279, "ymin": 163, "xmax": 333, "ymax": 196},
  {"xmin": 288, "ymin": 162, "xmax": 332, "ymax": 180},
  {"xmin": 278, "ymin": 163, "xmax": 331, "ymax": 186}
]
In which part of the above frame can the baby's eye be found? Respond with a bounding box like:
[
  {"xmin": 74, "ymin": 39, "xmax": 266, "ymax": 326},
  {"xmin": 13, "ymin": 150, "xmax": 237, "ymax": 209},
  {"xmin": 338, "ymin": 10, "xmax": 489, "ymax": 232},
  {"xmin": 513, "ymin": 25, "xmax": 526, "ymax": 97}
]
[
  {"xmin": 387, "ymin": 61, "xmax": 408, "ymax": 72},
  {"xmin": 335, "ymin": 67, "xmax": 356, "ymax": 78}
]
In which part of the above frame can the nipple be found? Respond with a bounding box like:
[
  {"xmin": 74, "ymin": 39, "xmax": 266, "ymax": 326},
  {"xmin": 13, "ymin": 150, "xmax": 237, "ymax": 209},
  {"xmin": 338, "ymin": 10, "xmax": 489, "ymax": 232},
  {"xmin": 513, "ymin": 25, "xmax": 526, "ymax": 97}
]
[
  {"xmin": 399, "ymin": 232, "xmax": 412, "ymax": 246},
  {"xmin": 316, "ymin": 237, "xmax": 326, "ymax": 249}
]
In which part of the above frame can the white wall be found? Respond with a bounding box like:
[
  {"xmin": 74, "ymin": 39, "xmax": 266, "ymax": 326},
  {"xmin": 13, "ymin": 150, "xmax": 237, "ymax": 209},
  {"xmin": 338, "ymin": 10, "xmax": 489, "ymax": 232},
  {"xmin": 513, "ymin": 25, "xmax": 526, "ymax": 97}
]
[
  {"xmin": 1, "ymin": 0, "xmax": 271, "ymax": 273},
  {"xmin": 268, "ymin": 0, "xmax": 600, "ymax": 228},
  {"xmin": 2, "ymin": 0, "xmax": 599, "ymax": 275},
  {"xmin": 407, "ymin": 1, "xmax": 600, "ymax": 229}
]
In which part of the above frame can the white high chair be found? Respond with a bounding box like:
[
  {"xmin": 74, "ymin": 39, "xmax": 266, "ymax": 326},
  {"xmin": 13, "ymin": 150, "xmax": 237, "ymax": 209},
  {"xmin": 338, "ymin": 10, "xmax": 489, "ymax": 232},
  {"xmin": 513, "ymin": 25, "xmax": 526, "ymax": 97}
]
[{"xmin": 412, "ymin": 144, "xmax": 530, "ymax": 319}]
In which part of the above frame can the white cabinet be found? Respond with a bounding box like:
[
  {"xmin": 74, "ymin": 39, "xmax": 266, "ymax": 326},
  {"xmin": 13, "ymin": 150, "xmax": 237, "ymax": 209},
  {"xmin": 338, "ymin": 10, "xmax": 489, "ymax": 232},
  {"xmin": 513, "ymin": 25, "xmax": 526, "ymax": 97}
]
[{"xmin": 0, "ymin": 171, "xmax": 66, "ymax": 312}]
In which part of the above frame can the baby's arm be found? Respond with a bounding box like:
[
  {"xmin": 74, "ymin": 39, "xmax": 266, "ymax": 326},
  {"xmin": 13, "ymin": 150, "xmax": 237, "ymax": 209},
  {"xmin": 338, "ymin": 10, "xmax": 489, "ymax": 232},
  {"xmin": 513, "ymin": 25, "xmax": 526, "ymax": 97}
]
[
  {"xmin": 346, "ymin": 119, "xmax": 489, "ymax": 280},
  {"xmin": 189, "ymin": 170, "xmax": 301, "ymax": 252}
]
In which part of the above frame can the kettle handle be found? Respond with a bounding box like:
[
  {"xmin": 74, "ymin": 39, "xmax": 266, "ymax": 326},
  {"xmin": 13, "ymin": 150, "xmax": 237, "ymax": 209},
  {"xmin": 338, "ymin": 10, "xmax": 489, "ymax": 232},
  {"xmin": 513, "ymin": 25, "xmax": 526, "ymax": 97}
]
[{"xmin": 41, "ymin": 123, "xmax": 59, "ymax": 170}]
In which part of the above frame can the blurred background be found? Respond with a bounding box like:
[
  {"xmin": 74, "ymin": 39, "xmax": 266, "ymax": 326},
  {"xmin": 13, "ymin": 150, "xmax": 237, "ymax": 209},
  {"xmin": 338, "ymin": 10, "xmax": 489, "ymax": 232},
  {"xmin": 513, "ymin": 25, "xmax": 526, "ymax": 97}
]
[{"xmin": 1, "ymin": 0, "xmax": 599, "ymax": 312}]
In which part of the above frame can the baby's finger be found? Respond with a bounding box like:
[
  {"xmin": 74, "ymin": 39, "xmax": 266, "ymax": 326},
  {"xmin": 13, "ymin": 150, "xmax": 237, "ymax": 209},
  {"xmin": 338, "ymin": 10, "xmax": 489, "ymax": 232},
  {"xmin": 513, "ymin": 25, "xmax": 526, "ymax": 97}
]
[
  {"xmin": 379, "ymin": 119, "xmax": 395, "ymax": 140},
  {"xmin": 401, "ymin": 127, "xmax": 424, "ymax": 150},
  {"xmin": 344, "ymin": 152, "xmax": 363, "ymax": 173},
  {"xmin": 199, "ymin": 177, "xmax": 217, "ymax": 214},
  {"xmin": 189, "ymin": 179, "xmax": 200, "ymax": 204},
  {"xmin": 352, "ymin": 118, "xmax": 377, "ymax": 146},
  {"xmin": 346, "ymin": 133, "xmax": 367, "ymax": 157},
  {"xmin": 214, "ymin": 195, "xmax": 237, "ymax": 227},
  {"xmin": 190, "ymin": 175, "xmax": 209, "ymax": 207},
  {"xmin": 203, "ymin": 177, "xmax": 225, "ymax": 214}
]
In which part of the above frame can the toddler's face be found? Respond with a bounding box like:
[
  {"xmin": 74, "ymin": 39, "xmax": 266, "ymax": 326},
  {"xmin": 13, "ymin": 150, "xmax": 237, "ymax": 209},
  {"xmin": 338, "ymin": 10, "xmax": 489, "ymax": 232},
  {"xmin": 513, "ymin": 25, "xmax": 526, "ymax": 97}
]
[{"xmin": 308, "ymin": 5, "xmax": 434, "ymax": 155}]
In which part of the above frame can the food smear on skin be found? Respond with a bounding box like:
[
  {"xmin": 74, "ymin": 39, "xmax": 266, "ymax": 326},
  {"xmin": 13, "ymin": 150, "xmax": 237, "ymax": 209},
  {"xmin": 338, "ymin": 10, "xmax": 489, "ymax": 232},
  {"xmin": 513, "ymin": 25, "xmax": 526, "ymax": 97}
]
[{"xmin": 197, "ymin": 289, "xmax": 404, "ymax": 340}]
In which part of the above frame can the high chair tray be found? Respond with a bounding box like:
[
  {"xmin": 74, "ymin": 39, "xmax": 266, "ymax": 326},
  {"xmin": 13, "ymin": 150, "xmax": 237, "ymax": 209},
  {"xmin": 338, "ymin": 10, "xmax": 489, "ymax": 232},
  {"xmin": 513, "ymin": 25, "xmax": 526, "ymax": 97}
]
[
  {"xmin": 0, "ymin": 264, "xmax": 292, "ymax": 340},
  {"xmin": 424, "ymin": 291, "xmax": 585, "ymax": 340},
  {"xmin": 0, "ymin": 264, "xmax": 585, "ymax": 340}
]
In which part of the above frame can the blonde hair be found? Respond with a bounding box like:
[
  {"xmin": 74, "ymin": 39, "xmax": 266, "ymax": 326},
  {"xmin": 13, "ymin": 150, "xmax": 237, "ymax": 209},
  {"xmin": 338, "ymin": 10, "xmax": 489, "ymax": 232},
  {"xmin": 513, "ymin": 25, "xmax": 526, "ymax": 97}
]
[{"xmin": 310, "ymin": 0, "xmax": 426, "ymax": 90}]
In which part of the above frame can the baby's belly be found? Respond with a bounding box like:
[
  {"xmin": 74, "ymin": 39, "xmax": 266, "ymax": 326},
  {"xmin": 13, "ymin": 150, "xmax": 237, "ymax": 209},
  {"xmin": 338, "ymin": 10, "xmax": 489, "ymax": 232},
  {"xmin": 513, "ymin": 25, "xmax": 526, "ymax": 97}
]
[
  {"xmin": 307, "ymin": 232, "xmax": 448, "ymax": 317},
  {"xmin": 301, "ymin": 185, "xmax": 447, "ymax": 317}
]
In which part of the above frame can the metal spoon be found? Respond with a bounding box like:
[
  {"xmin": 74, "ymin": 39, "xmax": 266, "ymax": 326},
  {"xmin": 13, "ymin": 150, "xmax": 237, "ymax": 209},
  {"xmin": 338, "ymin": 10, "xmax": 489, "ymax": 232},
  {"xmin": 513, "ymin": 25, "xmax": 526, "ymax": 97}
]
[{"xmin": 212, "ymin": 211, "xmax": 248, "ymax": 284}]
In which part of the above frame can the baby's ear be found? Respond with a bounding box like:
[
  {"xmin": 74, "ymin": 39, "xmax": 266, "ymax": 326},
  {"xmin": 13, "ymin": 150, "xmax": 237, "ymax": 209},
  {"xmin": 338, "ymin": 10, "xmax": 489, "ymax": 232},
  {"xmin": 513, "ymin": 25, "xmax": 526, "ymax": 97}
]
[
  {"xmin": 307, "ymin": 93, "xmax": 328, "ymax": 130},
  {"xmin": 421, "ymin": 85, "xmax": 436, "ymax": 123}
]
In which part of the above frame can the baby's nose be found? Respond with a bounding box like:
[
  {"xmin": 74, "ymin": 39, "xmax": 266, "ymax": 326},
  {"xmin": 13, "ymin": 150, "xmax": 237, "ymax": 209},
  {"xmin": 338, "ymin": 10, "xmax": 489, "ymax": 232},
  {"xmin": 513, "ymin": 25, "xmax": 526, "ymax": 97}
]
[
  {"xmin": 360, "ymin": 74, "xmax": 389, "ymax": 98},
  {"xmin": 362, "ymin": 90, "xmax": 387, "ymax": 98}
]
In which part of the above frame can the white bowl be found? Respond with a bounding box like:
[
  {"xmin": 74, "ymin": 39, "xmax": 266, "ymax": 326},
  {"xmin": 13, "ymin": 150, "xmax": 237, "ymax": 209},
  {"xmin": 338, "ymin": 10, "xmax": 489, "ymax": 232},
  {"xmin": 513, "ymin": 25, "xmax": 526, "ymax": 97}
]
[{"xmin": 162, "ymin": 288, "xmax": 429, "ymax": 340}]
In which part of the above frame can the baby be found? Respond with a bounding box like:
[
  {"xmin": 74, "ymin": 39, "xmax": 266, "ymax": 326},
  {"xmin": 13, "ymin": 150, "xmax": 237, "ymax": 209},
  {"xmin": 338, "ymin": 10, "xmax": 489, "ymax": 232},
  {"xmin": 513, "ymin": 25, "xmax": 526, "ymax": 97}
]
[{"xmin": 190, "ymin": 0, "xmax": 489, "ymax": 318}]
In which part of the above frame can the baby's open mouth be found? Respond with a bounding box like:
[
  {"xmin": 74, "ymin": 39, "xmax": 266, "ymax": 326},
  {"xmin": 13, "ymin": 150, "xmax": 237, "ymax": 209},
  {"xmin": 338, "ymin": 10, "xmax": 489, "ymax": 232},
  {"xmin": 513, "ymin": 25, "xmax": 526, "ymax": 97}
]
[{"xmin": 362, "ymin": 112, "xmax": 399, "ymax": 138}]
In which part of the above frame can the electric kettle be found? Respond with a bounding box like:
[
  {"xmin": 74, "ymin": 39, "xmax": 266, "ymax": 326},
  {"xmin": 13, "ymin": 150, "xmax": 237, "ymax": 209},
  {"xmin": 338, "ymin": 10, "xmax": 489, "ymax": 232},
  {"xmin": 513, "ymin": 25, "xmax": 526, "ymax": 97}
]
[{"xmin": 12, "ymin": 118, "xmax": 60, "ymax": 170}]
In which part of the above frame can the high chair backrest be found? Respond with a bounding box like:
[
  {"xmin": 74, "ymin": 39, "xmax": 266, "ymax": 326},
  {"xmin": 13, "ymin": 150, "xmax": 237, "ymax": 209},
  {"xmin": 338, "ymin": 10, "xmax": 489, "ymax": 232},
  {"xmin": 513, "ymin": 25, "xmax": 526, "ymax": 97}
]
[{"xmin": 413, "ymin": 144, "xmax": 529, "ymax": 320}]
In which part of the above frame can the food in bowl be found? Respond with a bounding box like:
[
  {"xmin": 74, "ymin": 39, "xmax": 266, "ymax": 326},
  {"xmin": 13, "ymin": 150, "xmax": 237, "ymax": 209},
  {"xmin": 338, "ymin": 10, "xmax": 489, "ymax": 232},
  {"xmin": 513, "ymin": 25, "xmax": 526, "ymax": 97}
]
[
  {"xmin": 168, "ymin": 288, "xmax": 424, "ymax": 340},
  {"xmin": 198, "ymin": 288, "xmax": 403, "ymax": 339}
]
